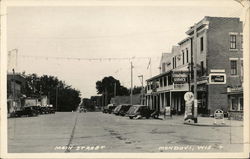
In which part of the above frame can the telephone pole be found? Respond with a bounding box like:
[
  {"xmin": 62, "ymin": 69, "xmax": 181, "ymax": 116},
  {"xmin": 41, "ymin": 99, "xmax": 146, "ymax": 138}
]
[
  {"xmin": 55, "ymin": 86, "xmax": 58, "ymax": 112},
  {"xmin": 114, "ymin": 82, "xmax": 116, "ymax": 97},
  {"xmin": 193, "ymin": 23, "xmax": 198, "ymax": 123},
  {"xmin": 138, "ymin": 75, "xmax": 144, "ymax": 105},
  {"xmin": 130, "ymin": 62, "xmax": 133, "ymax": 105}
]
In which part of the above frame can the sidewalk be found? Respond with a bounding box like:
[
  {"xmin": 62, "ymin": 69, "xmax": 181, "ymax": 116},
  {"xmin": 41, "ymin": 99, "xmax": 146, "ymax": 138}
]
[
  {"xmin": 159, "ymin": 115, "xmax": 243, "ymax": 127},
  {"xmin": 183, "ymin": 116, "xmax": 244, "ymax": 127}
]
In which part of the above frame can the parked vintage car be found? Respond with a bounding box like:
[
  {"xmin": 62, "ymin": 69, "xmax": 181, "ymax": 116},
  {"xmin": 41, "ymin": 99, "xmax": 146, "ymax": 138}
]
[
  {"xmin": 114, "ymin": 104, "xmax": 132, "ymax": 116},
  {"xmin": 113, "ymin": 105, "xmax": 121, "ymax": 115},
  {"xmin": 102, "ymin": 104, "xmax": 117, "ymax": 114},
  {"xmin": 107, "ymin": 104, "xmax": 117, "ymax": 114},
  {"xmin": 102, "ymin": 106, "xmax": 109, "ymax": 113},
  {"xmin": 14, "ymin": 106, "xmax": 39, "ymax": 117},
  {"xmin": 126, "ymin": 105, "xmax": 151, "ymax": 119}
]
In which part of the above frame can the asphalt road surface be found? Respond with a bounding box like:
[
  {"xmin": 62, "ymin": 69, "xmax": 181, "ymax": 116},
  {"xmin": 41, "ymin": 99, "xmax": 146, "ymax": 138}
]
[{"xmin": 8, "ymin": 112, "xmax": 244, "ymax": 153}]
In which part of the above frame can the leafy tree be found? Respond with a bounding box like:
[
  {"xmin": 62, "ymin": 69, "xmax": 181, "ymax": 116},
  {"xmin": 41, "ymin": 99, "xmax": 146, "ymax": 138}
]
[
  {"xmin": 96, "ymin": 76, "xmax": 129, "ymax": 105},
  {"xmin": 23, "ymin": 74, "xmax": 81, "ymax": 111},
  {"xmin": 132, "ymin": 86, "xmax": 143, "ymax": 95}
]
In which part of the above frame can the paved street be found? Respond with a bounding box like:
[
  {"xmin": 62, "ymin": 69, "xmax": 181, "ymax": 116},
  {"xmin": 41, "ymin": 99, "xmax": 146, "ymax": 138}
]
[{"xmin": 8, "ymin": 112, "xmax": 243, "ymax": 153}]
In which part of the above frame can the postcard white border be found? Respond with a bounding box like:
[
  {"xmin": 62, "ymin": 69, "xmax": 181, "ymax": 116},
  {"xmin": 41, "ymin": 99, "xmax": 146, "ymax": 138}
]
[{"xmin": 1, "ymin": 0, "xmax": 249, "ymax": 158}]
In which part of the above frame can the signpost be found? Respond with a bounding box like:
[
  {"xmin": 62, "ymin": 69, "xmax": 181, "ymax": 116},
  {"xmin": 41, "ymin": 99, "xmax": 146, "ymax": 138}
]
[
  {"xmin": 164, "ymin": 106, "xmax": 171, "ymax": 119},
  {"xmin": 214, "ymin": 109, "xmax": 225, "ymax": 124}
]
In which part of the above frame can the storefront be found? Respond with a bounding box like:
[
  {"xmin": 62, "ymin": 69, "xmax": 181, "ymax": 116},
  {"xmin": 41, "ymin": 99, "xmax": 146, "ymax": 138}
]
[{"xmin": 227, "ymin": 87, "xmax": 243, "ymax": 120}]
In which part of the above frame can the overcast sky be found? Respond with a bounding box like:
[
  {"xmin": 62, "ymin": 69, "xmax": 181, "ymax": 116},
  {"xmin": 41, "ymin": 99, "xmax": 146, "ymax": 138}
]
[{"xmin": 7, "ymin": 0, "xmax": 243, "ymax": 98}]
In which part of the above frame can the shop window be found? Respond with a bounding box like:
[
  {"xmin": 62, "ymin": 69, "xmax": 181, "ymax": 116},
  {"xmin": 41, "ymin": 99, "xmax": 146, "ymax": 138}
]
[
  {"xmin": 240, "ymin": 60, "xmax": 243, "ymax": 82},
  {"xmin": 230, "ymin": 60, "xmax": 237, "ymax": 75},
  {"xmin": 230, "ymin": 35, "xmax": 236, "ymax": 49},
  {"xmin": 239, "ymin": 97, "xmax": 243, "ymax": 111},
  {"xmin": 231, "ymin": 98, "xmax": 238, "ymax": 111}
]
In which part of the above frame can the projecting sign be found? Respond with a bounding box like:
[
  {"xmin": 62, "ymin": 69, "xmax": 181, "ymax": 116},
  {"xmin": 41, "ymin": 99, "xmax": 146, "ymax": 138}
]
[{"xmin": 209, "ymin": 73, "xmax": 226, "ymax": 84}]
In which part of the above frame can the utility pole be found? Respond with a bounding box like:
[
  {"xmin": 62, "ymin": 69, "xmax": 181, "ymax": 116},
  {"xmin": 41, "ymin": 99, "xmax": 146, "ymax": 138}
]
[
  {"xmin": 55, "ymin": 86, "xmax": 58, "ymax": 112},
  {"xmin": 12, "ymin": 69, "xmax": 16, "ymax": 111},
  {"xmin": 130, "ymin": 62, "xmax": 133, "ymax": 105},
  {"xmin": 138, "ymin": 75, "xmax": 144, "ymax": 105},
  {"xmin": 193, "ymin": 23, "xmax": 198, "ymax": 123}
]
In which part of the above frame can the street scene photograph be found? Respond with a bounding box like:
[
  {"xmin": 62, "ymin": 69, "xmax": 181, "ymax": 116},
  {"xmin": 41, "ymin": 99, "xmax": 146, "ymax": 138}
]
[{"xmin": 1, "ymin": 0, "xmax": 249, "ymax": 158}]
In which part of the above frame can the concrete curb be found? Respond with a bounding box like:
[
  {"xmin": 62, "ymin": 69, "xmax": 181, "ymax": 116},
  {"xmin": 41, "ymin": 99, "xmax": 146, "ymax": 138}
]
[{"xmin": 184, "ymin": 122, "xmax": 229, "ymax": 127}]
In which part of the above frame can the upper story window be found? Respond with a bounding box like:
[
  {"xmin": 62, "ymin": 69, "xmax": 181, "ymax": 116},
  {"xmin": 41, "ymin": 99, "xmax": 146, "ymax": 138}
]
[
  {"xmin": 241, "ymin": 34, "xmax": 243, "ymax": 49},
  {"xmin": 172, "ymin": 57, "xmax": 175, "ymax": 69},
  {"xmin": 200, "ymin": 61, "xmax": 204, "ymax": 76},
  {"xmin": 163, "ymin": 76, "xmax": 167, "ymax": 86},
  {"xmin": 159, "ymin": 78, "xmax": 163, "ymax": 87},
  {"xmin": 162, "ymin": 63, "xmax": 166, "ymax": 73},
  {"xmin": 230, "ymin": 35, "xmax": 237, "ymax": 49},
  {"xmin": 230, "ymin": 60, "xmax": 237, "ymax": 75},
  {"xmin": 175, "ymin": 57, "xmax": 177, "ymax": 68},
  {"xmin": 200, "ymin": 37, "xmax": 204, "ymax": 52},
  {"xmin": 186, "ymin": 48, "xmax": 189, "ymax": 63},
  {"xmin": 182, "ymin": 51, "xmax": 185, "ymax": 65}
]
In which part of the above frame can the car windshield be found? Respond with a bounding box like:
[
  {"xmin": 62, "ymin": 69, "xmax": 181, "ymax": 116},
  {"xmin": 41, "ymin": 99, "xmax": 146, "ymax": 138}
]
[
  {"xmin": 127, "ymin": 106, "xmax": 138, "ymax": 114},
  {"xmin": 121, "ymin": 105, "xmax": 131, "ymax": 111}
]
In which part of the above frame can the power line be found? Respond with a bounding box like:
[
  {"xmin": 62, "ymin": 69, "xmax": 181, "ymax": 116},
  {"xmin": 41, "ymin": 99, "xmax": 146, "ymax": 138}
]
[{"xmin": 19, "ymin": 55, "xmax": 161, "ymax": 62}]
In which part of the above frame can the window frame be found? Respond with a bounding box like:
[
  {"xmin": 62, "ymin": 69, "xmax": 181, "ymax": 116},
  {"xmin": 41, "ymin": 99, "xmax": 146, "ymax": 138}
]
[
  {"xmin": 230, "ymin": 34, "xmax": 237, "ymax": 49},
  {"xmin": 230, "ymin": 60, "xmax": 237, "ymax": 75}
]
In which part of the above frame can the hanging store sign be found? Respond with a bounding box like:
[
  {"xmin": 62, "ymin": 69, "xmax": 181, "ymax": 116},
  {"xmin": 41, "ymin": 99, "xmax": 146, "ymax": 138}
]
[
  {"xmin": 209, "ymin": 73, "xmax": 226, "ymax": 84},
  {"xmin": 172, "ymin": 71, "xmax": 188, "ymax": 84}
]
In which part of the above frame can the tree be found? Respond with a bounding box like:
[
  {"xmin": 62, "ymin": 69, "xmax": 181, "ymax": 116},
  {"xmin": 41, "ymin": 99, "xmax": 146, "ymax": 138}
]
[
  {"xmin": 23, "ymin": 74, "xmax": 81, "ymax": 111},
  {"xmin": 132, "ymin": 86, "xmax": 143, "ymax": 95},
  {"xmin": 96, "ymin": 76, "xmax": 129, "ymax": 105}
]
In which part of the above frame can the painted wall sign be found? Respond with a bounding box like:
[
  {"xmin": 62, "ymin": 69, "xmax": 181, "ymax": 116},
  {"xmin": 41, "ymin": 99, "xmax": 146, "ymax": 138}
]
[
  {"xmin": 173, "ymin": 77, "xmax": 186, "ymax": 83},
  {"xmin": 209, "ymin": 73, "xmax": 226, "ymax": 84}
]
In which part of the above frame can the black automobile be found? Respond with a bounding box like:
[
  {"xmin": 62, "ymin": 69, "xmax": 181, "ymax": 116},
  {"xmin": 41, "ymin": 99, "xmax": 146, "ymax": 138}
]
[
  {"xmin": 48, "ymin": 106, "xmax": 55, "ymax": 114},
  {"xmin": 102, "ymin": 106, "xmax": 109, "ymax": 113},
  {"xmin": 107, "ymin": 104, "xmax": 117, "ymax": 114},
  {"xmin": 31, "ymin": 106, "xmax": 42, "ymax": 114},
  {"xmin": 15, "ymin": 106, "xmax": 39, "ymax": 117},
  {"xmin": 113, "ymin": 105, "xmax": 121, "ymax": 115},
  {"xmin": 115, "ymin": 104, "xmax": 132, "ymax": 116},
  {"xmin": 126, "ymin": 105, "xmax": 151, "ymax": 119},
  {"xmin": 41, "ymin": 106, "xmax": 49, "ymax": 114}
]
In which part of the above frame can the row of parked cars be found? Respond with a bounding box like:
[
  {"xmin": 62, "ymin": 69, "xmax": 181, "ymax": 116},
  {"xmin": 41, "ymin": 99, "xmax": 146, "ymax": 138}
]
[
  {"xmin": 11, "ymin": 105, "xmax": 55, "ymax": 117},
  {"xmin": 102, "ymin": 104, "xmax": 160, "ymax": 119}
]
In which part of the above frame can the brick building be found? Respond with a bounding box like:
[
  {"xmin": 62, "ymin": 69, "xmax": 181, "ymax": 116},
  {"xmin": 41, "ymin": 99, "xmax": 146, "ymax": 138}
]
[
  {"xmin": 145, "ymin": 16, "xmax": 243, "ymax": 116},
  {"xmin": 7, "ymin": 73, "xmax": 26, "ymax": 115}
]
